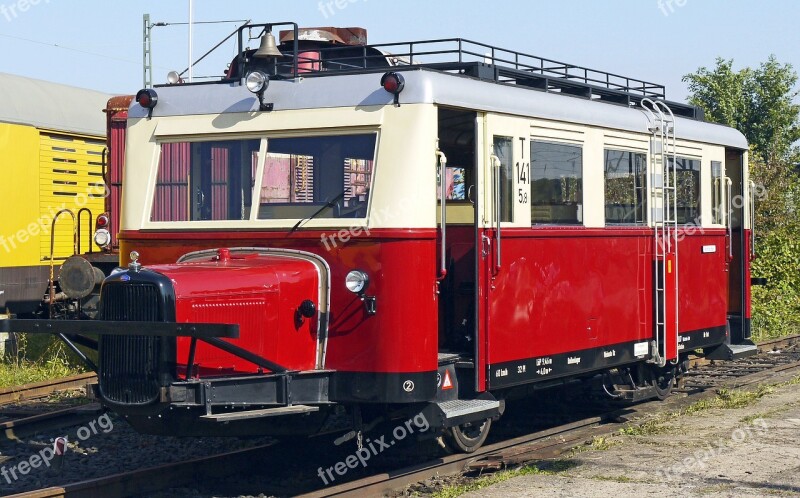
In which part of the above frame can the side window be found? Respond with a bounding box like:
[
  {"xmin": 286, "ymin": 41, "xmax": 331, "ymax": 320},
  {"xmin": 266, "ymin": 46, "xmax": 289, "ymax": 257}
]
[
  {"xmin": 258, "ymin": 134, "xmax": 376, "ymax": 220},
  {"xmin": 711, "ymin": 161, "xmax": 724, "ymax": 225},
  {"xmin": 493, "ymin": 136, "xmax": 514, "ymax": 222},
  {"xmin": 671, "ymin": 157, "xmax": 701, "ymax": 224},
  {"xmin": 530, "ymin": 141, "xmax": 583, "ymax": 224},
  {"xmin": 152, "ymin": 139, "xmax": 259, "ymax": 222},
  {"xmin": 605, "ymin": 150, "xmax": 647, "ymax": 224}
]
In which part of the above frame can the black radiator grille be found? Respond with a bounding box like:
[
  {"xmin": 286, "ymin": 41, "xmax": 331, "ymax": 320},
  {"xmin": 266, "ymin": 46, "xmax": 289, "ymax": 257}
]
[{"xmin": 99, "ymin": 283, "xmax": 164, "ymax": 405}]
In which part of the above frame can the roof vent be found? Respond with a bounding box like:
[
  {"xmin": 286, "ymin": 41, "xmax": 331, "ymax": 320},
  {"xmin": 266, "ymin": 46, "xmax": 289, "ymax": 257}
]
[{"xmin": 279, "ymin": 27, "xmax": 367, "ymax": 46}]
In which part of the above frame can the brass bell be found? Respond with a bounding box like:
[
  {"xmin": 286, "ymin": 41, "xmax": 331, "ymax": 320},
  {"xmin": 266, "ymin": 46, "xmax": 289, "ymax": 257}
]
[{"xmin": 254, "ymin": 31, "xmax": 284, "ymax": 59}]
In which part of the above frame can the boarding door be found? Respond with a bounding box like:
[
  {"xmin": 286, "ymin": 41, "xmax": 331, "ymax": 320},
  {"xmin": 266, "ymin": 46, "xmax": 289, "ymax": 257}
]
[
  {"xmin": 476, "ymin": 115, "xmax": 530, "ymax": 391},
  {"xmin": 725, "ymin": 149, "xmax": 753, "ymax": 343}
]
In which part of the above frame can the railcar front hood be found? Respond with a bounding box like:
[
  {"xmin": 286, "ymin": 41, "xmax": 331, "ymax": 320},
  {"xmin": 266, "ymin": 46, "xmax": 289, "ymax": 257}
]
[{"xmin": 140, "ymin": 248, "xmax": 330, "ymax": 373}]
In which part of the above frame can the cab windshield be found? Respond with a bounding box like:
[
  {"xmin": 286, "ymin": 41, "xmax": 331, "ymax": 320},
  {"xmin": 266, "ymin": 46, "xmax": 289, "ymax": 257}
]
[{"xmin": 151, "ymin": 133, "xmax": 377, "ymax": 222}]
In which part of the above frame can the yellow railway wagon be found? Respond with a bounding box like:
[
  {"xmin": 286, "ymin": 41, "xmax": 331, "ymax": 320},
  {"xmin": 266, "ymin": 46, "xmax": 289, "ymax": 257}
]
[{"xmin": 0, "ymin": 73, "xmax": 109, "ymax": 315}]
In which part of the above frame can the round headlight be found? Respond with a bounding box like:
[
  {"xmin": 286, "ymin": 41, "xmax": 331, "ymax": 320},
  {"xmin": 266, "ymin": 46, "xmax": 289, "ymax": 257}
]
[
  {"xmin": 345, "ymin": 270, "xmax": 369, "ymax": 294},
  {"xmin": 94, "ymin": 229, "xmax": 111, "ymax": 248},
  {"xmin": 246, "ymin": 71, "xmax": 268, "ymax": 94}
]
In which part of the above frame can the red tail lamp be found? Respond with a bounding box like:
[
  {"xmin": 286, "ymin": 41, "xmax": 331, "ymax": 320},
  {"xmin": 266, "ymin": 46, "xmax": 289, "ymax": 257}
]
[
  {"xmin": 136, "ymin": 89, "xmax": 158, "ymax": 117},
  {"xmin": 380, "ymin": 72, "xmax": 405, "ymax": 106},
  {"xmin": 96, "ymin": 213, "xmax": 110, "ymax": 229}
]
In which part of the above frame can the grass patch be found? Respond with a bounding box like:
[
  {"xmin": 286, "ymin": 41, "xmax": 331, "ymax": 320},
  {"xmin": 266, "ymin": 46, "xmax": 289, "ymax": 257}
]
[
  {"xmin": 779, "ymin": 374, "xmax": 800, "ymax": 387},
  {"xmin": 0, "ymin": 334, "xmax": 82, "ymax": 389},
  {"xmin": 741, "ymin": 407, "xmax": 789, "ymax": 424},
  {"xmin": 620, "ymin": 376, "xmax": 799, "ymax": 438},
  {"xmin": 697, "ymin": 484, "xmax": 736, "ymax": 495},
  {"xmin": 591, "ymin": 474, "xmax": 637, "ymax": 484},
  {"xmin": 683, "ymin": 385, "xmax": 774, "ymax": 415},
  {"xmin": 570, "ymin": 435, "xmax": 620, "ymax": 455},
  {"xmin": 618, "ymin": 416, "xmax": 674, "ymax": 437},
  {"xmin": 432, "ymin": 460, "xmax": 577, "ymax": 498}
]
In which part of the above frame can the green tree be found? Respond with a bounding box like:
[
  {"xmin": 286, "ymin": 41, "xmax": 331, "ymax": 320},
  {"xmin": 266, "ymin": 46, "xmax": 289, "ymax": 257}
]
[
  {"xmin": 684, "ymin": 55, "xmax": 800, "ymax": 164},
  {"xmin": 684, "ymin": 56, "xmax": 800, "ymax": 340},
  {"xmin": 683, "ymin": 58, "xmax": 751, "ymax": 130}
]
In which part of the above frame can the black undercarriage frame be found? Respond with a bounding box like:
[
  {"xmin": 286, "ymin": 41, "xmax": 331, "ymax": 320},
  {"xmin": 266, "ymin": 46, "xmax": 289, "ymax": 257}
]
[{"xmin": 0, "ymin": 319, "xmax": 331, "ymax": 413}]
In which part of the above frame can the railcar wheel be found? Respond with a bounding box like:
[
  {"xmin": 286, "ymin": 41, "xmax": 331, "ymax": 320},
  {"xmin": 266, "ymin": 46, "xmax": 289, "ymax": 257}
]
[
  {"xmin": 647, "ymin": 366, "xmax": 676, "ymax": 400},
  {"xmin": 443, "ymin": 418, "xmax": 492, "ymax": 453}
]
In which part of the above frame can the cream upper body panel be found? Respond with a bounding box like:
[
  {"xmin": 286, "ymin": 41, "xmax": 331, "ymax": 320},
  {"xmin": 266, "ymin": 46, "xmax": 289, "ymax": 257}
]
[{"xmin": 123, "ymin": 104, "xmax": 438, "ymax": 231}]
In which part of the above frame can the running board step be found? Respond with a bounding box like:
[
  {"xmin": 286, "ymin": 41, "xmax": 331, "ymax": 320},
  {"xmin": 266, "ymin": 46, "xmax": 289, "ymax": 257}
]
[
  {"xmin": 612, "ymin": 385, "xmax": 659, "ymax": 403},
  {"xmin": 426, "ymin": 398, "xmax": 501, "ymax": 429},
  {"xmin": 705, "ymin": 342, "xmax": 759, "ymax": 361},
  {"xmin": 200, "ymin": 405, "xmax": 319, "ymax": 422}
]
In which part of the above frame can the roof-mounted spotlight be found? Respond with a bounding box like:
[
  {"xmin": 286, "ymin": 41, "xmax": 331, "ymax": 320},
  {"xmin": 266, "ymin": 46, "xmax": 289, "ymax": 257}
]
[
  {"xmin": 245, "ymin": 71, "xmax": 273, "ymax": 112},
  {"xmin": 380, "ymin": 72, "xmax": 405, "ymax": 107},
  {"xmin": 136, "ymin": 88, "xmax": 158, "ymax": 118},
  {"xmin": 167, "ymin": 71, "xmax": 183, "ymax": 85}
]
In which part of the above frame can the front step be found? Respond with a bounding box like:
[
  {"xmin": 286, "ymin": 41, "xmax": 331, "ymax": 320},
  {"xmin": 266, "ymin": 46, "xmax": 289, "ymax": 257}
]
[
  {"xmin": 200, "ymin": 404, "xmax": 319, "ymax": 422},
  {"xmin": 612, "ymin": 385, "xmax": 659, "ymax": 402},
  {"xmin": 705, "ymin": 342, "xmax": 759, "ymax": 361},
  {"xmin": 427, "ymin": 398, "xmax": 500, "ymax": 428}
]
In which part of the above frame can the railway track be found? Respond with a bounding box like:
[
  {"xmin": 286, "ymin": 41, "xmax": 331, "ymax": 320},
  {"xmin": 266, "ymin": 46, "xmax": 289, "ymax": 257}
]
[
  {"xmin": 0, "ymin": 403, "xmax": 104, "ymax": 442},
  {"xmin": 2, "ymin": 444, "xmax": 276, "ymax": 498},
  {"xmin": 298, "ymin": 359, "xmax": 800, "ymax": 496},
  {"xmin": 0, "ymin": 373, "xmax": 100, "ymax": 442},
  {"xmin": 5, "ymin": 335, "xmax": 800, "ymax": 498},
  {"xmin": 0, "ymin": 373, "xmax": 96, "ymax": 406}
]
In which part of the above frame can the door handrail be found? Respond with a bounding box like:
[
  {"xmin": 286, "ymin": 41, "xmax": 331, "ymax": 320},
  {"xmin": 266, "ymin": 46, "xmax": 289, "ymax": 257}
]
[
  {"xmin": 436, "ymin": 150, "xmax": 448, "ymax": 281},
  {"xmin": 490, "ymin": 154, "xmax": 502, "ymax": 272}
]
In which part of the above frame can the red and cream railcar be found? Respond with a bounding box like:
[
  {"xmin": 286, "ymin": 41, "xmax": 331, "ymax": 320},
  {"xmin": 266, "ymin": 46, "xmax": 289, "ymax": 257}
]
[{"xmin": 2, "ymin": 24, "xmax": 757, "ymax": 450}]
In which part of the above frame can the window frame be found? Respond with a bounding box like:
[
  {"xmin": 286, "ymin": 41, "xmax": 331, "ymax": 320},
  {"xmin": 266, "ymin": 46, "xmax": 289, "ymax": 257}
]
[
  {"xmin": 603, "ymin": 149, "xmax": 648, "ymax": 226},
  {"xmin": 670, "ymin": 155, "xmax": 702, "ymax": 226},
  {"xmin": 255, "ymin": 133, "xmax": 378, "ymax": 221},
  {"xmin": 529, "ymin": 139, "xmax": 584, "ymax": 226},
  {"xmin": 710, "ymin": 160, "xmax": 724, "ymax": 226},
  {"xmin": 147, "ymin": 130, "xmax": 381, "ymax": 228}
]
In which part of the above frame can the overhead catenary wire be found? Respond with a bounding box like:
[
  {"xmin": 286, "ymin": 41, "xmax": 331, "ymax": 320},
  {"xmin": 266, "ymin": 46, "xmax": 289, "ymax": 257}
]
[{"xmin": 0, "ymin": 33, "xmax": 155, "ymax": 68}]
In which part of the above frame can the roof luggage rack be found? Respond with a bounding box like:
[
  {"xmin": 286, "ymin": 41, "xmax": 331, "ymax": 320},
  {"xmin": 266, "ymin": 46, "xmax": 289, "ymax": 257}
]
[{"xmin": 232, "ymin": 24, "xmax": 704, "ymax": 120}]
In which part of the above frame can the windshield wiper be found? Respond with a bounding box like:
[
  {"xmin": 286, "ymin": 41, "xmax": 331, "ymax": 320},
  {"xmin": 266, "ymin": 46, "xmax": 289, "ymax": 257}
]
[{"xmin": 287, "ymin": 191, "xmax": 346, "ymax": 236}]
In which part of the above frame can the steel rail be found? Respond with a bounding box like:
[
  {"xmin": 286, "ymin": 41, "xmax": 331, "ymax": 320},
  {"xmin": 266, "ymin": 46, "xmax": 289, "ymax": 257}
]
[
  {"xmin": 687, "ymin": 334, "xmax": 800, "ymax": 370},
  {"xmin": 299, "ymin": 349, "xmax": 800, "ymax": 497},
  {"xmin": 0, "ymin": 404, "xmax": 104, "ymax": 442},
  {"xmin": 6, "ymin": 336, "xmax": 799, "ymax": 498},
  {"xmin": 0, "ymin": 373, "xmax": 97, "ymax": 406},
  {"xmin": 6, "ymin": 443, "xmax": 277, "ymax": 498}
]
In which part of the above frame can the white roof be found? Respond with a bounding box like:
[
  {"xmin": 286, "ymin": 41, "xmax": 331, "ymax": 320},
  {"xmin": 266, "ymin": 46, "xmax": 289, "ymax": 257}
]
[
  {"xmin": 133, "ymin": 69, "xmax": 748, "ymax": 150},
  {"xmin": 0, "ymin": 72, "xmax": 110, "ymax": 137}
]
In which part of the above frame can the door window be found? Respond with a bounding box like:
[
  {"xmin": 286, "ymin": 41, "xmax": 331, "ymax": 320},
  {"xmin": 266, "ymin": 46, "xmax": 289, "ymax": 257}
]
[{"xmin": 493, "ymin": 136, "xmax": 514, "ymax": 223}]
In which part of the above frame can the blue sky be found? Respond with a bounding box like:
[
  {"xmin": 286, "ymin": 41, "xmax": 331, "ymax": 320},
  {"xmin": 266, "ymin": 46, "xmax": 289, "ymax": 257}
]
[{"xmin": 1, "ymin": 0, "xmax": 798, "ymax": 101}]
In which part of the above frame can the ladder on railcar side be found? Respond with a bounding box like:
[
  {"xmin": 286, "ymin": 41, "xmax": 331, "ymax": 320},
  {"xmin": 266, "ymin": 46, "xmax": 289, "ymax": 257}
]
[{"xmin": 642, "ymin": 99, "xmax": 679, "ymax": 368}]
